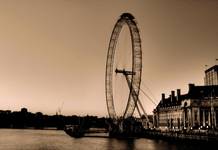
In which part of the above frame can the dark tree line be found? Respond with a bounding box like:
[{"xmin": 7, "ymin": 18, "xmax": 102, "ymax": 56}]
[{"xmin": 0, "ymin": 108, "xmax": 109, "ymax": 130}]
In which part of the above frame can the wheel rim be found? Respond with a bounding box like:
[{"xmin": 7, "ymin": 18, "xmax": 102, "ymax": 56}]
[{"xmin": 105, "ymin": 13, "xmax": 142, "ymax": 119}]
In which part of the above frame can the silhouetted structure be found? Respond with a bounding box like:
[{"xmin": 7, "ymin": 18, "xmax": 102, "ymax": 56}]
[
  {"xmin": 105, "ymin": 12, "xmax": 151, "ymax": 139},
  {"xmin": 0, "ymin": 108, "xmax": 108, "ymax": 130}
]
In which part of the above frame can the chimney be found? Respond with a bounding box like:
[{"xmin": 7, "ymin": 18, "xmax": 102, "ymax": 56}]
[
  {"xmin": 171, "ymin": 91, "xmax": 175, "ymax": 102},
  {"xmin": 161, "ymin": 93, "xmax": 165, "ymax": 101},
  {"xmin": 161, "ymin": 93, "xmax": 165, "ymax": 105},
  {"xmin": 188, "ymin": 83, "xmax": 195, "ymax": 89},
  {"xmin": 188, "ymin": 83, "xmax": 195, "ymax": 94},
  {"xmin": 176, "ymin": 89, "xmax": 181, "ymax": 101}
]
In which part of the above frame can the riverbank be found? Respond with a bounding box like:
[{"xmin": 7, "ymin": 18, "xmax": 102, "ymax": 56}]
[{"xmin": 144, "ymin": 129, "xmax": 218, "ymax": 143}]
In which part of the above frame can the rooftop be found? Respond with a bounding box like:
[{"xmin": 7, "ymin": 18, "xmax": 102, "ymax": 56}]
[{"xmin": 205, "ymin": 65, "xmax": 218, "ymax": 73}]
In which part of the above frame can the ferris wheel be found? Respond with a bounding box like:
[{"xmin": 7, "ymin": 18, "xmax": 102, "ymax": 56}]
[{"xmin": 105, "ymin": 13, "xmax": 149, "ymax": 123}]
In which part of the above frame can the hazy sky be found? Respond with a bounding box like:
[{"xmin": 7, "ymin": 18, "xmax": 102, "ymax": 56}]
[{"xmin": 0, "ymin": 0, "xmax": 218, "ymax": 116}]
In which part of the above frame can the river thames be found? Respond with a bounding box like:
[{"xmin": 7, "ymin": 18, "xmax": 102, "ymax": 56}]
[{"xmin": 0, "ymin": 129, "xmax": 213, "ymax": 150}]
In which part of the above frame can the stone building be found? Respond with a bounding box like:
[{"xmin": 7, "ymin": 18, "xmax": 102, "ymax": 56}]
[{"xmin": 153, "ymin": 65, "xmax": 218, "ymax": 131}]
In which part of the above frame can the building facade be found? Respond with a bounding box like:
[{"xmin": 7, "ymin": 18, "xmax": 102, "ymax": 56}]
[
  {"xmin": 153, "ymin": 65, "xmax": 218, "ymax": 131},
  {"xmin": 205, "ymin": 65, "xmax": 218, "ymax": 85}
]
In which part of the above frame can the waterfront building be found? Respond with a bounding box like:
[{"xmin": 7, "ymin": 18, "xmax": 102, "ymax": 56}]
[
  {"xmin": 204, "ymin": 65, "xmax": 218, "ymax": 85},
  {"xmin": 153, "ymin": 65, "xmax": 218, "ymax": 131}
]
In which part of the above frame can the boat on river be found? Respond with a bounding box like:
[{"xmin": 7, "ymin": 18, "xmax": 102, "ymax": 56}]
[{"xmin": 64, "ymin": 125, "xmax": 85, "ymax": 138}]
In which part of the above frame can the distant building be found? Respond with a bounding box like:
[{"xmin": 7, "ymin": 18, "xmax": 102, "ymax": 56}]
[
  {"xmin": 205, "ymin": 65, "xmax": 218, "ymax": 85},
  {"xmin": 153, "ymin": 65, "xmax": 218, "ymax": 131}
]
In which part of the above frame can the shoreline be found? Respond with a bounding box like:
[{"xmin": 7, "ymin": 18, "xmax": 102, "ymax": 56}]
[
  {"xmin": 0, "ymin": 127, "xmax": 60, "ymax": 130},
  {"xmin": 143, "ymin": 129, "xmax": 218, "ymax": 143}
]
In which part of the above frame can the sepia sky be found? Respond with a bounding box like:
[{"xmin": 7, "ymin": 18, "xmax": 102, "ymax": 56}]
[{"xmin": 0, "ymin": 0, "xmax": 218, "ymax": 116}]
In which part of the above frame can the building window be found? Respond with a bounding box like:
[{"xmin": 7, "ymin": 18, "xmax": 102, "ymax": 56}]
[
  {"xmin": 205, "ymin": 110, "xmax": 209, "ymax": 126},
  {"xmin": 216, "ymin": 109, "xmax": 218, "ymax": 127}
]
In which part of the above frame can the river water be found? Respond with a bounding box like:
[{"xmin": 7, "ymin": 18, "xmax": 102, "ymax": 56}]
[{"xmin": 0, "ymin": 129, "xmax": 213, "ymax": 150}]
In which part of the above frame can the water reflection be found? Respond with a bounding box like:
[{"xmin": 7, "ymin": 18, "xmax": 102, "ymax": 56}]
[
  {"xmin": 106, "ymin": 138, "xmax": 135, "ymax": 150},
  {"xmin": 125, "ymin": 139, "xmax": 135, "ymax": 150},
  {"xmin": 0, "ymin": 129, "xmax": 217, "ymax": 150}
]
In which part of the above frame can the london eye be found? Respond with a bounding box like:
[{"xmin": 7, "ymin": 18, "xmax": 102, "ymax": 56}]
[{"xmin": 105, "ymin": 13, "xmax": 149, "ymax": 124}]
